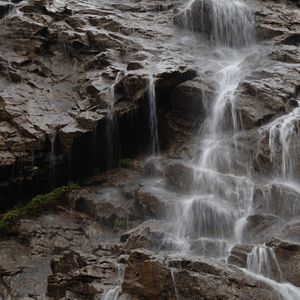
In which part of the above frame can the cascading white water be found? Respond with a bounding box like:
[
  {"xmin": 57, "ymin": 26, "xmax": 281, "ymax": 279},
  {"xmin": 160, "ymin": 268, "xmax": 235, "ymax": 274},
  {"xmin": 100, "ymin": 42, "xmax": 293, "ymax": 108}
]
[
  {"xmin": 244, "ymin": 245, "xmax": 300, "ymax": 299},
  {"xmin": 48, "ymin": 132, "xmax": 57, "ymax": 189},
  {"xmin": 106, "ymin": 72, "xmax": 122, "ymax": 169},
  {"xmin": 100, "ymin": 286, "xmax": 121, "ymax": 300},
  {"xmin": 181, "ymin": 0, "xmax": 256, "ymax": 48},
  {"xmin": 246, "ymin": 245, "xmax": 283, "ymax": 281},
  {"xmin": 168, "ymin": 0, "xmax": 257, "ymax": 248},
  {"xmin": 264, "ymin": 102, "xmax": 300, "ymax": 179},
  {"xmin": 148, "ymin": 74, "xmax": 160, "ymax": 154}
]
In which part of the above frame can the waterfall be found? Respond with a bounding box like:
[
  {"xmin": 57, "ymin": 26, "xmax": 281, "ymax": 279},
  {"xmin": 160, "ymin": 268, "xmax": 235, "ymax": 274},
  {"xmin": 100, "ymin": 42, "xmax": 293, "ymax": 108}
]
[
  {"xmin": 48, "ymin": 132, "xmax": 57, "ymax": 190},
  {"xmin": 179, "ymin": 0, "xmax": 257, "ymax": 48},
  {"xmin": 246, "ymin": 245, "xmax": 283, "ymax": 281},
  {"xmin": 100, "ymin": 286, "xmax": 121, "ymax": 300},
  {"xmin": 245, "ymin": 245, "xmax": 300, "ymax": 299},
  {"xmin": 106, "ymin": 72, "xmax": 122, "ymax": 169},
  {"xmin": 148, "ymin": 74, "xmax": 160, "ymax": 154},
  {"xmin": 167, "ymin": 0, "xmax": 257, "ymax": 248},
  {"xmin": 265, "ymin": 102, "xmax": 300, "ymax": 180}
]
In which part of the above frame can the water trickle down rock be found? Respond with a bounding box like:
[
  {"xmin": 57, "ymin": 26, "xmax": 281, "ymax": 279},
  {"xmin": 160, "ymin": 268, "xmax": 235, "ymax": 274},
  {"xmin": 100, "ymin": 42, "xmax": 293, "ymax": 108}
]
[{"xmin": 148, "ymin": 73, "xmax": 160, "ymax": 155}]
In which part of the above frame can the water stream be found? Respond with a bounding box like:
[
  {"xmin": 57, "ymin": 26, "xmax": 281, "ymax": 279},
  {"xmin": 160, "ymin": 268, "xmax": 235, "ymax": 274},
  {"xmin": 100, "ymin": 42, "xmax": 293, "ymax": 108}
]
[
  {"xmin": 106, "ymin": 72, "xmax": 123, "ymax": 169},
  {"xmin": 163, "ymin": 0, "xmax": 300, "ymax": 297},
  {"xmin": 168, "ymin": 0, "xmax": 258, "ymax": 249},
  {"xmin": 148, "ymin": 73, "xmax": 160, "ymax": 154}
]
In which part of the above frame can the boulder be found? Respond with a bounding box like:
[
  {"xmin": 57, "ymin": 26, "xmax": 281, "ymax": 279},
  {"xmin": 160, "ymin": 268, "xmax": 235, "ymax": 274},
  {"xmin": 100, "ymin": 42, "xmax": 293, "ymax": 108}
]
[
  {"xmin": 122, "ymin": 250, "xmax": 280, "ymax": 300},
  {"xmin": 169, "ymin": 78, "xmax": 213, "ymax": 131},
  {"xmin": 253, "ymin": 184, "xmax": 300, "ymax": 221},
  {"xmin": 68, "ymin": 188, "xmax": 145, "ymax": 228},
  {"xmin": 120, "ymin": 219, "xmax": 174, "ymax": 251},
  {"xmin": 165, "ymin": 162, "xmax": 194, "ymax": 192},
  {"xmin": 137, "ymin": 189, "xmax": 169, "ymax": 219},
  {"xmin": 242, "ymin": 214, "xmax": 283, "ymax": 244},
  {"xmin": 17, "ymin": 209, "xmax": 107, "ymax": 256},
  {"xmin": 229, "ymin": 238, "xmax": 300, "ymax": 287},
  {"xmin": 266, "ymin": 238, "xmax": 300, "ymax": 287},
  {"xmin": 228, "ymin": 244, "xmax": 254, "ymax": 268},
  {"xmin": 47, "ymin": 249, "xmax": 123, "ymax": 299}
]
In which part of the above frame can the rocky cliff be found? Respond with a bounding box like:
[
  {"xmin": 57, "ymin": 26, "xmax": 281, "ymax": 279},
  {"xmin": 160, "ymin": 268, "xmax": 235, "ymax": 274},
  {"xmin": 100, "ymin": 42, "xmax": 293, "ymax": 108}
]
[{"xmin": 2, "ymin": 0, "xmax": 300, "ymax": 299}]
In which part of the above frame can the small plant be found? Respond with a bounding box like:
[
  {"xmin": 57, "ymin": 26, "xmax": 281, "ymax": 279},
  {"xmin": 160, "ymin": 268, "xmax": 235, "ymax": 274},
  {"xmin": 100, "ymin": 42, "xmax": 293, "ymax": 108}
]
[
  {"xmin": 62, "ymin": 181, "xmax": 81, "ymax": 193},
  {"xmin": 118, "ymin": 158, "xmax": 132, "ymax": 168},
  {"xmin": 114, "ymin": 218, "xmax": 127, "ymax": 228}
]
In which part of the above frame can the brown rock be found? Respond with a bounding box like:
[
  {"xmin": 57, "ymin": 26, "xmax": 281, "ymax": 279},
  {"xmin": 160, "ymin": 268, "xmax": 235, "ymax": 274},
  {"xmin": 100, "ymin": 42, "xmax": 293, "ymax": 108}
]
[
  {"xmin": 266, "ymin": 238, "xmax": 300, "ymax": 287},
  {"xmin": 165, "ymin": 162, "xmax": 194, "ymax": 192},
  {"xmin": 120, "ymin": 219, "xmax": 173, "ymax": 250},
  {"xmin": 122, "ymin": 250, "xmax": 280, "ymax": 300}
]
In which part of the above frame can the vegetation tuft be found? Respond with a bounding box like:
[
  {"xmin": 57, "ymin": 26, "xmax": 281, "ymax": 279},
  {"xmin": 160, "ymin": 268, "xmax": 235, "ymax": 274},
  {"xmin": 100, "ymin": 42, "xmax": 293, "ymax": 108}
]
[
  {"xmin": 114, "ymin": 218, "xmax": 127, "ymax": 229},
  {"xmin": 0, "ymin": 182, "xmax": 80, "ymax": 236},
  {"xmin": 118, "ymin": 158, "xmax": 132, "ymax": 168}
]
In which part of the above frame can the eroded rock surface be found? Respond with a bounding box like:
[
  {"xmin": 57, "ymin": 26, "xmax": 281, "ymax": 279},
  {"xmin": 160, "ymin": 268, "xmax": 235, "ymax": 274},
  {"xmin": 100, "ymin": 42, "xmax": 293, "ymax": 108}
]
[{"xmin": 122, "ymin": 250, "xmax": 280, "ymax": 300}]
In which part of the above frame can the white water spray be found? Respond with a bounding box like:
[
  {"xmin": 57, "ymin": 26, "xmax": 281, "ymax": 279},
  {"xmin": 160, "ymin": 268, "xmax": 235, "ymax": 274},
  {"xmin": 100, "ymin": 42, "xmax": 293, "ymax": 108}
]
[
  {"xmin": 148, "ymin": 73, "xmax": 160, "ymax": 154},
  {"xmin": 106, "ymin": 72, "xmax": 123, "ymax": 169}
]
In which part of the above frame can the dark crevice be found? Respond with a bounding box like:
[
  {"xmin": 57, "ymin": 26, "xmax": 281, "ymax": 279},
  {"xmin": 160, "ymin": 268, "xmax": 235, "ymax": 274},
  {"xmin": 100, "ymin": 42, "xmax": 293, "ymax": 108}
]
[{"xmin": 0, "ymin": 4, "xmax": 14, "ymax": 20}]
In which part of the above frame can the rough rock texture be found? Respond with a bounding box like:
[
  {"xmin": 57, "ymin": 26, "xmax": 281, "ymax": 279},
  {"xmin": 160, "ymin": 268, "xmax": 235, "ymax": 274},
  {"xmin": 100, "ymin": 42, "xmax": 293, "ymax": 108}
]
[
  {"xmin": 229, "ymin": 238, "xmax": 300, "ymax": 287},
  {"xmin": 120, "ymin": 219, "xmax": 174, "ymax": 250},
  {"xmin": 3, "ymin": 0, "xmax": 300, "ymax": 298},
  {"xmin": 47, "ymin": 249, "xmax": 124, "ymax": 300},
  {"xmin": 16, "ymin": 207, "xmax": 108, "ymax": 256},
  {"xmin": 0, "ymin": 0, "xmax": 198, "ymax": 209},
  {"xmin": 122, "ymin": 250, "xmax": 280, "ymax": 300},
  {"xmin": 266, "ymin": 238, "xmax": 300, "ymax": 287}
]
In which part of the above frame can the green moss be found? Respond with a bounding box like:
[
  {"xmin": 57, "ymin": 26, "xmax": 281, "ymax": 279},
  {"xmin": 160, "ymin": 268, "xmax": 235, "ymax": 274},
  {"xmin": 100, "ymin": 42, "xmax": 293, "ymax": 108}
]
[
  {"xmin": 118, "ymin": 158, "xmax": 132, "ymax": 168},
  {"xmin": 114, "ymin": 218, "xmax": 127, "ymax": 229},
  {"xmin": 0, "ymin": 182, "xmax": 81, "ymax": 236}
]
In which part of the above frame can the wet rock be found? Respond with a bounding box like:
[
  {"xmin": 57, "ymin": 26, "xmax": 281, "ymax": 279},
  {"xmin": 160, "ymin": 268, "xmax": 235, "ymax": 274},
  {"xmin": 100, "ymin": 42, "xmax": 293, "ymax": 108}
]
[
  {"xmin": 137, "ymin": 189, "xmax": 169, "ymax": 219},
  {"xmin": 0, "ymin": 151, "xmax": 16, "ymax": 166},
  {"xmin": 120, "ymin": 219, "xmax": 173, "ymax": 250},
  {"xmin": 280, "ymin": 221, "xmax": 300, "ymax": 242},
  {"xmin": 266, "ymin": 238, "xmax": 300, "ymax": 287},
  {"xmin": 127, "ymin": 61, "xmax": 144, "ymax": 71},
  {"xmin": 17, "ymin": 209, "xmax": 107, "ymax": 256},
  {"xmin": 0, "ymin": 240, "xmax": 52, "ymax": 299},
  {"xmin": 165, "ymin": 162, "xmax": 194, "ymax": 192},
  {"xmin": 173, "ymin": 0, "xmax": 214, "ymax": 36},
  {"xmin": 253, "ymin": 184, "xmax": 300, "ymax": 221},
  {"xmin": 0, "ymin": 2, "xmax": 15, "ymax": 20},
  {"xmin": 122, "ymin": 250, "xmax": 280, "ymax": 300},
  {"xmin": 189, "ymin": 238, "xmax": 227, "ymax": 257},
  {"xmin": 169, "ymin": 78, "xmax": 213, "ymax": 131},
  {"xmin": 228, "ymin": 244, "xmax": 254, "ymax": 268},
  {"xmin": 144, "ymin": 157, "xmax": 166, "ymax": 177},
  {"xmin": 47, "ymin": 249, "xmax": 123, "ymax": 299},
  {"xmin": 243, "ymin": 214, "xmax": 283, "ymax": 244},
  {"xmin": 68, "ymin": 188, "xmax": 146, "ymax": 228}
]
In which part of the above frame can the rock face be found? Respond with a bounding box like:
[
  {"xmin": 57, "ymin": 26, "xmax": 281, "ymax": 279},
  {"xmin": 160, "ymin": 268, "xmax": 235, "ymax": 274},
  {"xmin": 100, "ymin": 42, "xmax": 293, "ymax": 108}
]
[
  {"xmin": 17, "ymin": 207, "xmax": 107, "ymax": 256},
  {"xmin": 229, "ymin": 238, "xmax": 300, "ymax": 287},
  {"xmin": 0, "ymin": 0, "xmax": 198, "ymax": 209},
  {"xmin": 3, "ymin": 0, "xmax": 300, "ymax": 298},
  {"xmin": 122, "ymin": 250, "xmax": 280, "ymax": 300},
  {"xmin": 47, "ymin": 250, "xmax": 124, "ymax": 300}
]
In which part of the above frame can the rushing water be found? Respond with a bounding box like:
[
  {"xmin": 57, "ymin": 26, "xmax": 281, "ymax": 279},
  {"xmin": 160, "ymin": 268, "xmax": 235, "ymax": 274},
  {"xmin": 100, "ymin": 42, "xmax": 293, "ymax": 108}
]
[
  {"xmin": 106, "ymin": 72, "xmax": 123, "ymax": 169},
  {"xmin": 100, "ymin": 286, "xmax": 121, "ymax": 300},
  {"xmin": 148, "ymin": 73, "xmax": 160, "ymax": 154},
  {"xmin": 160, "ymin": 0, "xmax": 300, "ymax": 297},
  {"xmin": 167, "ymin": 0, "xmax": 257, "ymax": 249},
  {"xmin": 261, "ymin": 102, "xmax": 300, "ymax": 180}
]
